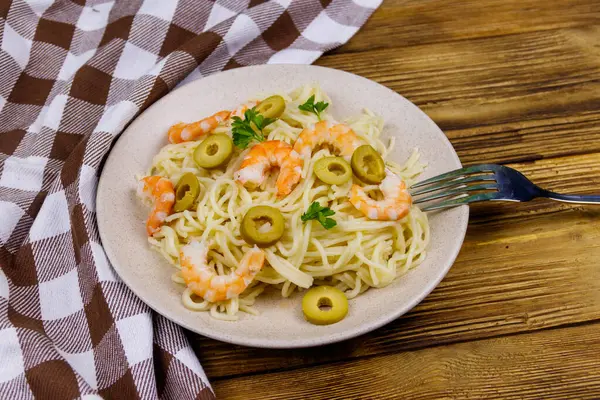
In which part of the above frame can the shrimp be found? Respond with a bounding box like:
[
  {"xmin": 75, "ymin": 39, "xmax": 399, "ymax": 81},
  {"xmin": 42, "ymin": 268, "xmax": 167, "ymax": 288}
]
[
  {"xmin": 234, "ymin": 140, "xmax": 303, "ymax": 197},
  {"xmin": 349, "ymin": 170, "xmax": 412, "ymax": 221},
  {"xmin": 179, "ymin": 240, "xmax": 265, "ymax": 302},
  {"xmin": 292, "ymin": 120, "xmax": 362, "ymax": 161},
  {"xmin": 168, "ymin": 110, "xmax": 230, "ymax": 143},
  {"xmin": 138, "ymin": 176, "xmax": 175, "ymax": 235},
  {"xmin": 230, "ymin": 100, "xmax": 259, "ymax": 119}
]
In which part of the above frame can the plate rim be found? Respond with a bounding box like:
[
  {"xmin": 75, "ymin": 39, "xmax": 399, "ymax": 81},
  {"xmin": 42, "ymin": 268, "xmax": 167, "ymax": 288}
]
[{"xmin": 97, "ymin": 64, "xmax": 469, "ymax": 348}]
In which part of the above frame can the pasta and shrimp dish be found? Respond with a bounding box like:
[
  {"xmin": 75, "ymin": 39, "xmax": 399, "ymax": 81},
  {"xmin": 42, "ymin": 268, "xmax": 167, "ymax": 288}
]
[{"xmin": 137, "ymin": 85, "xmax": 430, "ymax": 323}]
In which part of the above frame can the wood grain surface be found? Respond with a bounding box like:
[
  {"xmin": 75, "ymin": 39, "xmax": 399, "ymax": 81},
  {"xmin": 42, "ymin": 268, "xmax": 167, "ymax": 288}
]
[
  {"xmin": 214, "ymin": 323, "xmax": 600, "ymax": 399},
  {"xmin": 191, "ymin": 1, "xmax": 600, "ymax": 398}
]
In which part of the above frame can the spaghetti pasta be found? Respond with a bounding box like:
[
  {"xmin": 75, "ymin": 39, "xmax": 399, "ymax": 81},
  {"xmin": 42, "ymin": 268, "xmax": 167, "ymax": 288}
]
[{"xmin": 139, "ymin": 84, "xmax": 430, "ymax": 321}]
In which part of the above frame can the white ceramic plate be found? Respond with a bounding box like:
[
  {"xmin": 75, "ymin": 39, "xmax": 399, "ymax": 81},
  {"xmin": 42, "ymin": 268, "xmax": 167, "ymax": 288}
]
[{"xmin": 97, "ymin": 65, "xmax": 468, "ymax": 348}]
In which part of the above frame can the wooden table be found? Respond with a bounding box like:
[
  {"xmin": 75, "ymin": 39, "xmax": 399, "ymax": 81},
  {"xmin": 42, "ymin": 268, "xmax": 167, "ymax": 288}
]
[{"xmin": 192, "ymin": 1, "xmax": 600, "ymax": 398}]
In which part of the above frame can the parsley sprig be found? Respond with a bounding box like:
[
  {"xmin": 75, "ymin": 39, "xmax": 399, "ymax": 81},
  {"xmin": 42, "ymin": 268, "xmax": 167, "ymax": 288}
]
[
  {"xmin": 301, "ymin": 201, "xmax": 337, "ymax": 229},
  {"xmin": 231, "ymin": 108, "xmax": 275, "ymax": 149},
  {"xmin": 298, "ymin": 95, "xmax": 329, "ymax": 120}
]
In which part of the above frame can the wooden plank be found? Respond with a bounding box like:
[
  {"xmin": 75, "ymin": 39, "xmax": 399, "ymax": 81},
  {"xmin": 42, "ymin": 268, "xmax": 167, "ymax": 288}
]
[
  {"xmin": 318, "ymin": 28, "xmax": 600, "ymax": 164},
  {"xmin": 448, "ymin": 114, "xmax": 600, "ymax": 165},
  {"xmin": 192, "ymin": 153, "xmax": 600, "ymax": 379},
  {"xmin": 338, "ymin": 0, "xmax": 600, "ymax": 53},
  {"xmin": 212, "ymin": 322, "xmax": 600, "ymax": 400}
]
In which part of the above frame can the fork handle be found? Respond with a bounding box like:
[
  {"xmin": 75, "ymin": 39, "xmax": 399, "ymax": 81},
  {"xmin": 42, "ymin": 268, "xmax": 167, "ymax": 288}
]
[{"xmin": 541, "ymin": 190, "xmax": 600, "ymax": 205}]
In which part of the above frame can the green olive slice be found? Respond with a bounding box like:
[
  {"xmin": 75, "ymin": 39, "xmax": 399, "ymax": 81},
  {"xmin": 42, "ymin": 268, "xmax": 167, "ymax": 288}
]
[
  {"xmin": 194, "ymin": 134, "xmax": 233, "ymax": 169},
  {"xmin": 255, "ymin": 95, "xmax": 286, "ymax": 119},
  {"xmin": 174, "ymin": 173, "xmax": 200, "ymax": 212},
  {"xmin": 302, "ymin": 286, "xmax": 348, "ymax": 325},
  {"xmin": 351, "ymin": 145, "xmax": 386, "ymax": 184},
  {"xmin": 240, "ymin": 206, "xmax": 285, "ymax": 247},
  {"xmin": 313, "ymin": 156, "xmax": 352, "ymax": 185}
]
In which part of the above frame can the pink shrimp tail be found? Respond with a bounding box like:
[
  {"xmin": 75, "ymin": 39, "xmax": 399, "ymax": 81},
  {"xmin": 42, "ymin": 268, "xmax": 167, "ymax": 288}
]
[
  {"xmin": 168, "ymin": 110, "xmax": 231, "ymax": 144},
  {"xmin": 141, "ymin": 176, "xmax": 175, "ymax": 236}
]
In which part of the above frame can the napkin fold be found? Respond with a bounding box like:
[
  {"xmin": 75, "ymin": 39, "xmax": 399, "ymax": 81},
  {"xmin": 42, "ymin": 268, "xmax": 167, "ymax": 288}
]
[{"xmin": 0, "ymin": 0, "xmax": 380, "ymax": 398}]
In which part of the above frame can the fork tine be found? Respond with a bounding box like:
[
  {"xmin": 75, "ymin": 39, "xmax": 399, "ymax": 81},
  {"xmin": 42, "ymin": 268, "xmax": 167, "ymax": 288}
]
[
  {"xmin": 410, "ymin": 174, "xmax": 496, "ymax": 196},
  {"xmin": 421, "ymin": 192, "xmax": 501, "ymax": 211},
  {"xmin": 410, "ymin": 165, "xmax": 495, "ymax": 189},
  {"xmin": 413, "ymin": 183, "xmax": 498, "ymax": 204}
]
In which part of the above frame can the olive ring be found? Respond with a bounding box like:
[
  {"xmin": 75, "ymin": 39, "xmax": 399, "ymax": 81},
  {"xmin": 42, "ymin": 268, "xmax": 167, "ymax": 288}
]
[
  {"xmin": 313, "ymin": 156, "xmax": 352, "ymax": 185},
  {"xmin": 302, "ymin": 286, "xmax": 349, "ymax": 325},
  {"xmin": 351, "ymin": 144, "xmax": 386, "ymax": 184},
  {"xmin": 255, "ymin": 95, "xmax": 286, "ymax": 119},
  {"xmin": 240, "ymin": 206, "xmax": 285, "ymax": 247},
  {"xmin": 173, "ymin": 173, "xmax": 200, "ymax": 212},
  {"xmin": 194, "ymin": 133, "xmax": 233, "ymax": 169}
]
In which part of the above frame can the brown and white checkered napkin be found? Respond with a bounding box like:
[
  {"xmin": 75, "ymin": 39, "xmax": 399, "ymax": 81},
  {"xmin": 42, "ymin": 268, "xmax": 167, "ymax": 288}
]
[{"xmin": 0, "ymin": 0, "xmax": 380, "ymax": 398}]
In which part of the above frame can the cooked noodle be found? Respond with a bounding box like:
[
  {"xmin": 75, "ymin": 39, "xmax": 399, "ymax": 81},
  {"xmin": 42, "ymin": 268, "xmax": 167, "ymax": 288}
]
[{"xmin": 141, "ymin": 84, "xmax": 430, "ymax": 320}]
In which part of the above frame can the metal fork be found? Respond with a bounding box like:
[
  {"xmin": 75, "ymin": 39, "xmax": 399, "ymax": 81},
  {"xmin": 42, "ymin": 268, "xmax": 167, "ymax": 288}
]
[{"xmin": 411, "ymin": 164, "xmax": 600, "ymax": 211}]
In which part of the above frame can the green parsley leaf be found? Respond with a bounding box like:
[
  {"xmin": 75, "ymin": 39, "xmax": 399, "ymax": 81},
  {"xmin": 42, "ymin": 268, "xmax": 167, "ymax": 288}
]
[
  {"xmin": 231, "ymin": 108, "xmax": 276, "ymax": 149},
  {"xmin": 298, "ymin": 95, "xmax": 316, "ymax": 113},
  {"xmin": 301, "ymin": 201, "xmax": 337, "ymax": 229},
  {"xmin": 231, "ymin": 117, "xmax": 255, "ymax": 148},
  {"xmin": 298, "ymin": 95, "xmax": 329, "ymax": 120},
  {"xmin": 300, "ymin": 201, "xmax": 321, "ymax": 221},
  {"xmin": 314, "ymin": 100, "xmax": 329, "ymax": 114}
]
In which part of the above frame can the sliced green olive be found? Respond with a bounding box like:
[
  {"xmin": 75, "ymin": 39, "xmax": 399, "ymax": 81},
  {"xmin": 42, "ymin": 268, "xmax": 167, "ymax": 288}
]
[
  {"xmin": 313, "ymin": 156, "xmax": 352, "ymax": 185},
  {"xmin": 194, "ymin": 134, "xmax": 233, "ymax": 169},
  {"xmin": 302, "ymin": 286, "xmax": 348, "ymax": 325},
  {"xmin": 351, "ymin": 145, "xmax": 386, "ymax": 184},
  {"xmin": 174, "ymin": 173, "xmax": 200, "ymax": 212},
  {"xmin": 240, "ymin": 206, "xmax": 285, "ymax": 247},
  {"xmin": 255, "ymin": 95, "xmax": 286, "ymax": 119}
]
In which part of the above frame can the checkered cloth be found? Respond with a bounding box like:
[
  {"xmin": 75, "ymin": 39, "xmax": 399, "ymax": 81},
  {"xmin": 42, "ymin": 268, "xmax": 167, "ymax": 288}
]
[{"xmin": 0, "ymin": 0, "xmax": 380, "ymax": 398}]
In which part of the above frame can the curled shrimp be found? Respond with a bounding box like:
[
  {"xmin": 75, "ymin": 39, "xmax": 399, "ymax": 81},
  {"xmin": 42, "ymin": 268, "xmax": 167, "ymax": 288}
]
[
  {"xmin": 179, "ymin": 240, "xmax": 265, "ymax": 302},
  {"xmin": 168, "ymin": 110, "xmax": 230, "ymax": 143},
  {"xmin": 138, "ymin": 176, "xmax": 175, "ymax": 235},
  {"xmin": 349, "ymin": 170, "xmax": 412, "ymax": 221},
  {"xmin": 292, "ymin": 120, "xmax": 362, "ymax": 161},
  {"xmin": 234, "ymin": 140, "xmax": 303, "ymax": 197}
]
